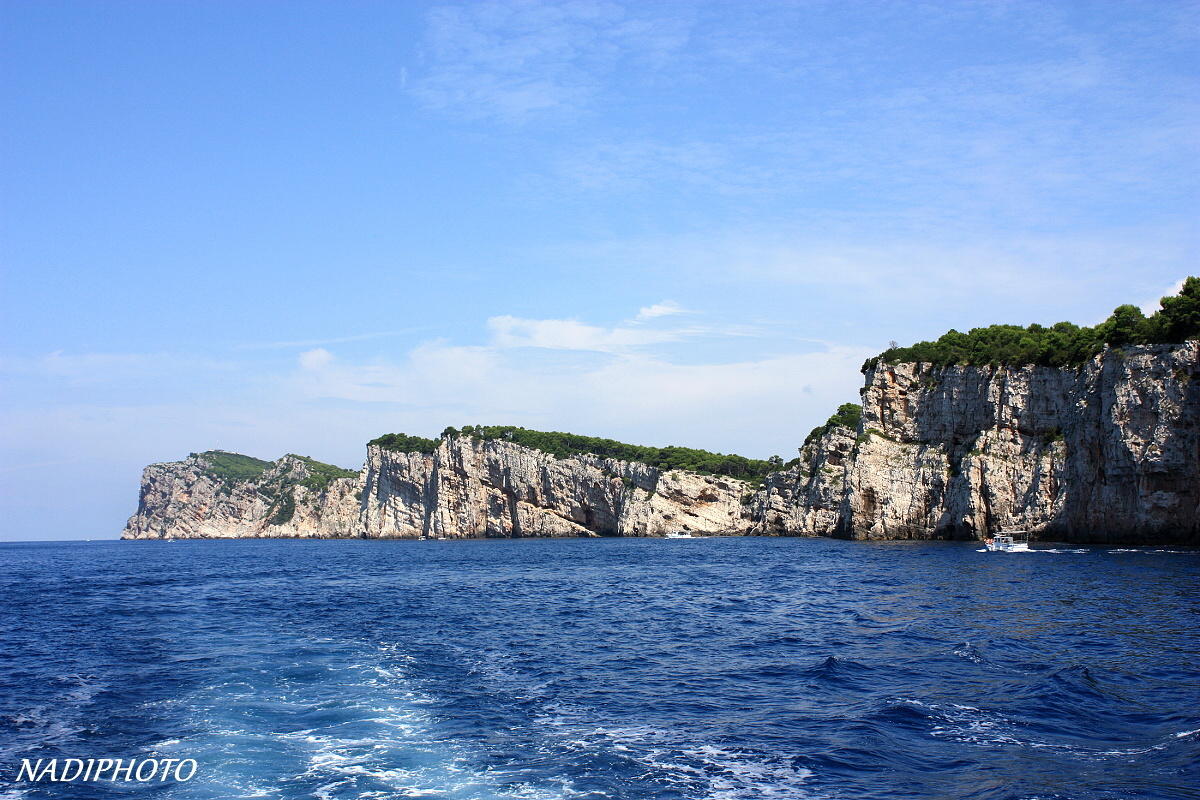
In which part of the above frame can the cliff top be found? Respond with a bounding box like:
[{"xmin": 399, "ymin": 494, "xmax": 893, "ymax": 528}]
[
  {"xmin": 863, "ymin": 276, "xmax": 1199, "ymax": 372},
  {"xmin": 192, "ymin": 450, "xmax": 274, "ymax": 482},
  {"xmin": 190, "ymin": 450, "xmax": 358, "ymax": 493},
  {"xmin": 370, "ymin": 425, "xmax": 783, "ymax": 483}
]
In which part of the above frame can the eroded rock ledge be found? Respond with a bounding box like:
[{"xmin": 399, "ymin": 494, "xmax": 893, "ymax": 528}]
[{"xmin": 123, "ymin": 343, "xmax": 1198, "ymax": 543}]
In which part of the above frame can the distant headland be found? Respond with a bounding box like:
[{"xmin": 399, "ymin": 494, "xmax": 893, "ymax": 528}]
[{"xmin": 124, "ymin": 279, "xmax": 1199, "ymax": 544}]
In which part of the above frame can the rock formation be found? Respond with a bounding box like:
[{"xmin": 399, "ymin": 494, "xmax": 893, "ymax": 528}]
[
  {"xmin": 123, "ymin": 453, "xmax": 363, "ymax": 539},
  {"xmin": 124, "ymin": 439, "xmax": 758, "ymax": 540},
  {"xmin": 123, "ymin": 343, "xmax": 1198, "ymax": 544},
  {"xmin": 751, "ymin": 341, "xmax": 1199, "ymax": 543}
]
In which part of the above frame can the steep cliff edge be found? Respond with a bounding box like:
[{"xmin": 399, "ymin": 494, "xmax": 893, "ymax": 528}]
[
  {"xmin": 124, "ymin": 344, "xmax": 1198, "ymax": 543},
  {"xmin": 123, "ymin": 439, "xmax": 757, "ymax": 540},
  {"xmin": 359, "ymin": 437, "xmax": 756, "ymax": 538},
  {"xmin": 122, "ymin": 451, "xmax": 363, "ymax": 539},
  {"xmin": 762, "ymin": 341, "xmax": 1198, "ymax": 543}
]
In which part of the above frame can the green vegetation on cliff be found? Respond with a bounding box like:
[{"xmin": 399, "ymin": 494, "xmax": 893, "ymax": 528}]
[
  {"xmin": 286, "ymin": 455, "xmax": 359, "ymax": 493},
  {"xmin": 372, "ymin": 425, "xmax": 779, "ymax": 483},
  {"xmin": 195, "ymin": 451, "xmax": 274, "ymax": 482},
  {"xmin": 805, "ymin": 403, "xmax": 863, "ymax": 444},
  {"xmin": 863, "ymin": 276, "xmax": 1200, "ymax": 372},
  {"xmin": 460, "ymin": 425, "xmax": 778, "ymax": 482},
  {"xmin": 195, "ymin": 451, "xmax": 356, "ymax": 520},
  {"xmin": 367, "ymin": 432, "xmax": 441, "ymax": 454}
]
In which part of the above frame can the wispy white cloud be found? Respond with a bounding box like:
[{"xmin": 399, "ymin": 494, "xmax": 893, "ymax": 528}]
[
  {"xmin": 636, "ymin": 301, "xmax": 687, "ymax": 320},
  {"xmin": 2, "ymin": 308, "xmax": 866, "ymax": 467},
  {"xmin": 505, "ymin": 221, "xmax": 1196, "ymax": 351},
  {"xmin": 487, "ymin": 314, "xmax": 690, "ymax": 351},
  {"xmin": 0, "ymin": 351, "xmax": 238, "ymax": 386},
  {"xmin": 409, "ymin": 0, "xmax": 692, "ymax": 121},
  {"xmin": 239, "ymin": 330, "xmax": 422, "ymax": 350},
  {"xmin": 1140, "ymin": 277, "xmax": 1189, "ymax": 316},
  {"xmin": 281, "ymin": 327, "xmax": 870, "ymax": 456},
  {"xmin": 299, "ymin": 348, "xmax": 335, "ymax": 370},
  {"xmin": 522, "ymin": 1, "xmax": 1198, "ymax": 229}
]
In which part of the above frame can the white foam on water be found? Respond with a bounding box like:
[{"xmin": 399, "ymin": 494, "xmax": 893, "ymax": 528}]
[
  {"xmin": 914, "ymin": 698, "xmax": 1064, "ymax": 750},
  {"xmin": 642, "ymin": 739, "xmax": 815, "ymax": 800},
  {"xmin": 461, "ymin": 646, "xmax": 821, "ymax": 800},
  {"xmin": 905, "ymin": 698, "xmax": 1195, "ymax": 760},
  {"xmin": 0, "ymin": 673, "xmax": 109, "ymax": 763},
  {"xmin": 60, "ymin": 674, "xmax": 107, "ymax": 704},
  {"xmin": 530, "ymin": 715, "xmax": 819, "ymax": 800},
  {"xmin": 1028, "ymin": 548, "xmax": 1091, "ymax": 555},
  {"xmin": 147, "ymin": 639, "xmax": 571, "ymax": 800},
  {"xmin": 951, "ymin": 643, "xmax": 985, "ymax": 663},
  {"xmin": 1026, "ymin": 547, "xmax": 1199, "ymax": 555},
  {"xmin": 1109, "ymin": 548, "xmax": 1197, "ymax": 555}
]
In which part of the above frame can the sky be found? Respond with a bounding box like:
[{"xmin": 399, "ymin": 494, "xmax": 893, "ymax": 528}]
[{"xmin": 1, "ymin": 0, "xmax": 1197, "ymax": 541}]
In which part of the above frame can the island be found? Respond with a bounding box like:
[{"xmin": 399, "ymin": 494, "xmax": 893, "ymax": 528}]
[{"xmin": 124, "ymin": 280, "xmax": 1199, "ymax": 544}]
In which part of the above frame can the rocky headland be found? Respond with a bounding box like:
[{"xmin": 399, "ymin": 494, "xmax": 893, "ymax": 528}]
[
  {"xmin": 758, "ymin": 341, "xmax": 1198, "ymax": 543},
  {"xmin": 124, "ymin": 340, "xmax": 1198, "ymax": 545},
  {"xmin": 125, "ymin": 282, "xmax": 1200, "ymax": 544}
]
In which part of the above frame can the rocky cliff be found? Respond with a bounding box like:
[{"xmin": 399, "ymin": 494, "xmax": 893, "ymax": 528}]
[
  {"xmin": 753, "ymin": 341, "xmax": 1198, "ymax": 543},
  {"xmin": 123, "ymin": 438, "xmax": 757, "ymax": 540},
  {"xmin": 122, "ymin": 453, "xmax": 363, "ymax": 539},
  {"xmin": 123, "ymin": 343, "xmax": 1198, "ymax": 543}
]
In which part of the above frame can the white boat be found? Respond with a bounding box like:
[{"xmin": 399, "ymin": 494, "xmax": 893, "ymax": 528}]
[
  {"xmin": 664, "ymin": 532, "xmax": 694, "ymax": 539},
  {"xmin": 986, "ymin": 530, "xmax": 1030, "ymax": 552}
]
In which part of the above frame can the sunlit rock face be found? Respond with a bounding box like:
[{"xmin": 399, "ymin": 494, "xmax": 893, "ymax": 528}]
[
  {"xmin": 771, "ymin": 342, "xmax": 1198, "ymax": 543},
  {"xmin": 121, "ymin": 454, "xmax": 363, "ymax": 540},
  {"xmin": 124, "ymin": 438, "xmax": 758, "ymax": 540},
  {"xmin": 125, "ymin": 343, "xmax": 1197, "ymax": 544},
  {"xmin": 357, "ymin": 437, "xmax": 756, "ymax": 539}
]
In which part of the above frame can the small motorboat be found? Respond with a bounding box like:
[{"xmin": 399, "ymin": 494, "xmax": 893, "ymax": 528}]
[
  {"xmin": 986, "ymin": 530, "xmax": 1030, "ymax": 552},
  {"xmin": 664, "ymin": 532, "xmax": 694, "ymax": 539}
]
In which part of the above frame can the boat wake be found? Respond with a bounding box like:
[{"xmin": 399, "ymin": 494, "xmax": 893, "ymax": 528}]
[{"xmin": 154, "ymin": 639, "xmax": 566, "ymax": 800}]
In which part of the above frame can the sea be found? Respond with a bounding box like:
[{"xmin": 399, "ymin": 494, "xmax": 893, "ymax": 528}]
[{"xmin": 0, "ymin": 537, "xmax": 1197, "ymax": 800}]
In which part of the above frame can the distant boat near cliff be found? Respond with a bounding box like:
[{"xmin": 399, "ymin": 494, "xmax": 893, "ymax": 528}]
[{"xmin": 986, "ymin": 531, "xmax": 1031, "ymax": 552}]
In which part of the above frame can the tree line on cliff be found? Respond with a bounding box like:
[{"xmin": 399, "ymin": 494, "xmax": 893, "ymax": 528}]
[
  {"xmin": 368, "ymin": 426, "xmax": 783, "ymax": 483},
  {"xmin": 368, "ymin": 279, "xmax": 1198, "ymax": 484},
  {"xmin": 863, "ymin": 276, "xmax": 1199, "ymax": 371}
]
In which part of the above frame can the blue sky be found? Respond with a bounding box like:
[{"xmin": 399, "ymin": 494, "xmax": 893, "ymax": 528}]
[{"xmin": 1, "ymin": 0, "xmax": 1196, "ymax": 541}]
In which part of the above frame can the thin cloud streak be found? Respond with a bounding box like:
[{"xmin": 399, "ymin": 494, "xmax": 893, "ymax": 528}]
[
  {"xmin": 238, "ymin": 330, "xmax": 428, "ymax": 350},
  {"xmin": 636, "ymin": 301, "xmax": 688, "ymax": 320},
  {"xmin": 409, "ymin": 0, "xmax": 693, "ymax": 121},
  {"xmin": 487, "ymin": 314, "xmax": 696, "ymax": 351}
]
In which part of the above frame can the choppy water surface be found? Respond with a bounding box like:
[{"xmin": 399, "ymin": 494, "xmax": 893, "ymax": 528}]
[{"xmin": 0, "ymin": 537, "xmax": 1197, "ymax": 800}]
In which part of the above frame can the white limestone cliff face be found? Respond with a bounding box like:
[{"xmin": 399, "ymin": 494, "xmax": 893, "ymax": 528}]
[
  {"xmin": 124, "ymin": 439, "xmax": 758, "ymax": 540},
  {"xmin": 122, "ymin": 454, "xmax": 363, "ymax": 540},
  {"xmin": 123, "ymin": 343, "xmax": 1197, "ymax": 543},
  {"xmin": 751, "ymin": 427, "xmax": 855, "ymax": 536},
  {"xmin": 358, "ymin": 437, "xmax": 754, "ymax": 538},
  {"xmin": 762, "ymin": 341, "xmax": 1198, "ymax": 542}
]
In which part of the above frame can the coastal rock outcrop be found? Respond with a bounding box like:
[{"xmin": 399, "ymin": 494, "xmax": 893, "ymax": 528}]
[
  {"xmin": 761, "ymin": 341, "xmax": 1198, "ymax": 543},
  {"xmin": 122, "ymin": 453, "xmax": 363, "ymax": 539},
  {"xmin": 123, "ymin": 343, "xmax": 1198, "ymax": 543},
  {"xmin": 124, "ymin": 439, "xmax": 757, "ymax": 540}
]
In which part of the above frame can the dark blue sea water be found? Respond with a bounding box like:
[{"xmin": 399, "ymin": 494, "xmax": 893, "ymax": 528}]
[{"xmin": 1, "ymin": 537, "xmax": 1197, "ymax": 800}]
